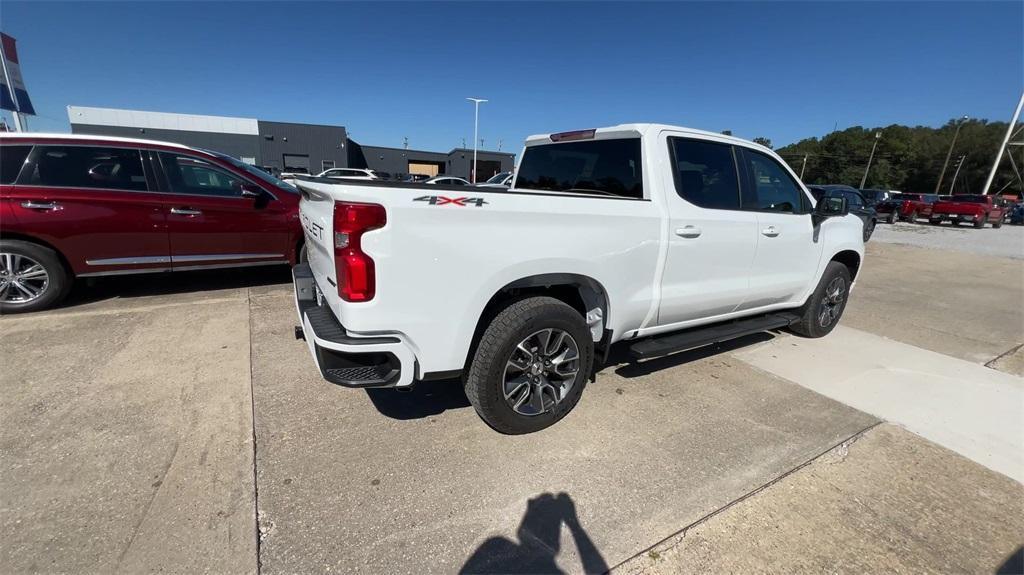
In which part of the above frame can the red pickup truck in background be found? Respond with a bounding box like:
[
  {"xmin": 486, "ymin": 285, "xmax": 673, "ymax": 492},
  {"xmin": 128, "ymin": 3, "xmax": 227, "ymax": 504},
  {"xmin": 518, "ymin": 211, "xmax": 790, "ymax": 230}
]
[
  {"xmin": 875, "ymin": 193, "xmax": 940, "ymax": 223},
  {"xmin": 929, "ymin": 194, "xmax": 1006, "ymax": 229}
]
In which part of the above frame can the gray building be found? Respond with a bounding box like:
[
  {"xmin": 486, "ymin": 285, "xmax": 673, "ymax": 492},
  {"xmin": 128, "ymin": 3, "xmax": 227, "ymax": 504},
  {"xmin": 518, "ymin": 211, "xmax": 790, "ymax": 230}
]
[{"xmin": 67, "ymin": 106, "xmax": 514, "ymax": 180}]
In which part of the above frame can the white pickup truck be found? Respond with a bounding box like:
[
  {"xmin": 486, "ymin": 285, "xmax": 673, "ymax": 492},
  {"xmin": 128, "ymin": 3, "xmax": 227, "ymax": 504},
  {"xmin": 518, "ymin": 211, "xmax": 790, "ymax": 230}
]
[{"xmin": 292, "ymin": 124, "xmax": 864, "ymax": 434}]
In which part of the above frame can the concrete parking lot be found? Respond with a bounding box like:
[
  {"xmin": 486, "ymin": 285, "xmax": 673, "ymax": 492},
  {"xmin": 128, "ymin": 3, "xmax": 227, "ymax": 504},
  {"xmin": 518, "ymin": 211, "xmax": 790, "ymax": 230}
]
[{"xmin": 2, "ymin": 226, "xmax": 1022, "ymax": 574}]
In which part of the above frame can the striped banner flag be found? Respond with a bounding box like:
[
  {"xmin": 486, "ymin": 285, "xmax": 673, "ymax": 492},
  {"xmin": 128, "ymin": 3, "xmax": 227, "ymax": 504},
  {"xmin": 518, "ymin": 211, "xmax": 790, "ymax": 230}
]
[{"xmin": 0, "ymin": 32, "xmax": 35, "ymax": 115}]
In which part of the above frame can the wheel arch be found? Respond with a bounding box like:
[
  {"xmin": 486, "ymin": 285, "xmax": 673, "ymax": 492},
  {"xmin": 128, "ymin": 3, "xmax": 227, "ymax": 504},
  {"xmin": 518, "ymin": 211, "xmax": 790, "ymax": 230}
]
[
  {"xmin": 463, "ymin": 273, "xmax": 611, "ymax": 374},
  {"xmin": 0, "ymin": 231, "xmax": 75, "ymax": 278},
  {"xmin": 830, "ymin": 249, "xmax": 861, "ymax": 281}
]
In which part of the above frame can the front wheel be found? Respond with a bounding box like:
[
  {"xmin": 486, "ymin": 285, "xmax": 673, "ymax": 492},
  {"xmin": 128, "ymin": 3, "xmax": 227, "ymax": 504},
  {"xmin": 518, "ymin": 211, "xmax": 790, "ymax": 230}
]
[
  {"xmin": 863, "ymin": 219, "xmax": 876, "ymax": 242},
  {"xmin": 0, "ymin": 240, "xmax": 71, "ymax": 314},
  {"xmin": 465, "ymin": 297, "xmax": 594, "ymax": 434},
  {"xmin": 973, "ymin": 216, "xmax": 985, "ymax": 229},
  {"xmin": 887, "ymin": 211, "xmax": 898, "ymax": 224},
  {"xmin": 905, "ymin": 210, "xmax": 918, "ymax": 223},
  {"xmin": 789, "ymin": 261, "xmax": 851, "ymax": 339}
]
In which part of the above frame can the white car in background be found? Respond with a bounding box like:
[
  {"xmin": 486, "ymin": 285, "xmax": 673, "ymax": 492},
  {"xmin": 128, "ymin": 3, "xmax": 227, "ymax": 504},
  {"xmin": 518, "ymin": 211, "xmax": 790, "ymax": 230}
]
[
  {"xmin": 424, "ymin": 176, "xmax": 471, "ymax": 186},
  {"xmin": 319, "ymin": 168, "xmax": 382, "ymax": 181},
  {"xmin": 477, "ymin": 171, "xmax": 513, "ymax": 188}
]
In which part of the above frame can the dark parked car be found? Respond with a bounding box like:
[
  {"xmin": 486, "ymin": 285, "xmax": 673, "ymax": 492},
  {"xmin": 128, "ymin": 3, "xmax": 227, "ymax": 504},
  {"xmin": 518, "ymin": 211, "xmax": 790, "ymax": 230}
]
[
  {"xmin": 859, "ymin": 188, "xmax": 897, "ymax": 206},
  {"xmin": 807, "ymin": 185, "xmax": 877, "ymax": 241},
  {"xmin": 0, "ymin": 133, "xmax": 305, "ymax": 313}
]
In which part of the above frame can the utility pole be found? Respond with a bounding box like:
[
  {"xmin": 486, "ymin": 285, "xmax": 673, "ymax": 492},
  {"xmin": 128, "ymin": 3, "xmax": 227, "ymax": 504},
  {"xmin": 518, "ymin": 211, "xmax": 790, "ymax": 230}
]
[
  {"xmin": 799, "ymin": 154, "xmax": 808, "ymax": 180},
  {"xmin": 466, "ymin": 97, "xmax": 487, "ymax": 183},
  {"xmin": 859, "ymin": 131, "xmax": 881, "ymax": 189},
  {"xmin": 949, "ymin": 154, "xmax": 967, "ymax": 195},
  {"xmin": 982, "ymin": 91, "xmax": 1024, "ymax": 195},
  {"xmin": 935, "ymin": 115, "xmax": 969, "ymax": 194}
]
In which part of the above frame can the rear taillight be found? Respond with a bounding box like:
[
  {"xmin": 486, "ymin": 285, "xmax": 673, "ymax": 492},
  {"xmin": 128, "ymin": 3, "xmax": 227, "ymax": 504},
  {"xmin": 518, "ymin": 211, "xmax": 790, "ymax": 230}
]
[{"xmin": 333, "ymin": 202, "xmax": 386, "ymax": 302}]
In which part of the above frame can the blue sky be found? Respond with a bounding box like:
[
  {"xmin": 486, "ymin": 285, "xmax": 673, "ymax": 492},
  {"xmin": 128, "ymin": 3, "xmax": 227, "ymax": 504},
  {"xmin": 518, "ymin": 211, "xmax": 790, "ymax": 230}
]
[{"xmin": 1, "ymin": 1, "xmax": 1021, "ymax": 152}]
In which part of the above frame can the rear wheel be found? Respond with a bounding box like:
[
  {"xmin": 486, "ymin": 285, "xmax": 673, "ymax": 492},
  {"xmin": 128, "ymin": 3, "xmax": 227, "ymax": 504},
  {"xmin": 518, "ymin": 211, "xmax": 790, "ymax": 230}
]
[
  {"xmin": 974, "ymin": 216, "xmax": 985, "ymax": 229},
  {"xmin": 887, "ymin": 211, "xmax": 898, "ymax": 224},
  {"xmin": 465, "ymin": 297, "xmax": 594, "ymax": 434},
  {"xmin": 993, "ymin": 217, "xmax": 1003, "ymax": 229},
  {"xmin": 0, "ymin": 240, "xmax": 71, "ymax": 314},
  {"xmin": 929, "ymin": 218, "xmax": 941, "ymax": 225},
  {"xmin": 906, "ymin": 210, "xmax": 918, "ymax": 223},
  {"xmin": 790, "ymin": 261, "xmax": 851, "ymax": 339}
]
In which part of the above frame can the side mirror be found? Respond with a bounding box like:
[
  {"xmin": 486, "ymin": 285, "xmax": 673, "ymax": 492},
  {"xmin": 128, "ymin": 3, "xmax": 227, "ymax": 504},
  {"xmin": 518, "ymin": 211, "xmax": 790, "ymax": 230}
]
[
  {"xmin": 240, "ymin": 183, "xmax": 262, "ymax": 199},
  {"xmin": 814, "ymin": 195, "xmax": 849, "ymax": 218}
]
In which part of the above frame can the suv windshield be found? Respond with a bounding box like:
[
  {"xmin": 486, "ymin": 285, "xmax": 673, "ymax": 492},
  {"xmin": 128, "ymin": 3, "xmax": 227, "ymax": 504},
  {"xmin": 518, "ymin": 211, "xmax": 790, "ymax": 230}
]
[
  {"xmin": 206, "ymin": 150, "xmax": 299, "ymax": 194},
  {"xmin": 514, "ymin": 138, "xmax": 643, "ymax": 198}
]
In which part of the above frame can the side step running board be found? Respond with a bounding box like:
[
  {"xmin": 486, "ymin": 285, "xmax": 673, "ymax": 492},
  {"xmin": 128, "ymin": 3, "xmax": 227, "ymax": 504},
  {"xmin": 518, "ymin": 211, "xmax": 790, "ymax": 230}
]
[{"xmin": 629, "ymin": 312, "xmax": 801, "ymax": 359}]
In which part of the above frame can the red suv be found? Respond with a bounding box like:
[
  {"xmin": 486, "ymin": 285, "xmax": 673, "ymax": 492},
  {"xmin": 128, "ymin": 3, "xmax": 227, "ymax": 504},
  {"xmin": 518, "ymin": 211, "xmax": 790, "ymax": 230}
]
[{"xmin": 0, "ymin": 133, "xmax": 304, "ymax": 313}]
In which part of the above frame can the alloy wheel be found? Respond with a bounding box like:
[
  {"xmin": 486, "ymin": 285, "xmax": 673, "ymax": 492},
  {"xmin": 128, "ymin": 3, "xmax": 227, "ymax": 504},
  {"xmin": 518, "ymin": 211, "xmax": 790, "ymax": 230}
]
[
  {"xmin": 0, "ymin": 253, "xmax": 50, "ymax": 305},
  {"xmin": 817, "ymin": 276, "xmax": 846, "ymax": 328},
  {"xmin": 503, "ymin": 328, "xmax": 580, "ymax": 416}
]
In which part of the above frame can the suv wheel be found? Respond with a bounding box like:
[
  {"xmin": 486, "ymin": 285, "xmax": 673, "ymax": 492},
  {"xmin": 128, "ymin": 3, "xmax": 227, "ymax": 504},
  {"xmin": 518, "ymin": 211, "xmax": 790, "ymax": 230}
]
[
  {"xmin": 790, "ymin": 261, "xmax": 851, "ymax": 338},
  {"xmin": 863, "ymin": 219, "xmax": 876, "ymax": 242},
  {"xmin": 887, "ymin": 211, "xmax": 898, "ymax": 224},
  {"xmin": 465, "ymin": 296, "xmax": 594, "ymax": 434},
  {"xmin": 0, "ymin": 240, "xmax": 71, "ymax": 314}
]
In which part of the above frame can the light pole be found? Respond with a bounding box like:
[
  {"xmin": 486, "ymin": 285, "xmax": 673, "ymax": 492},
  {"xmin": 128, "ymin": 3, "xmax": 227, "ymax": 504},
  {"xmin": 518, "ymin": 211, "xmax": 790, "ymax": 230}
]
[
  {"xmin": 935, "ymin": 115, "xmax": 969, "ymax": 194},
  {"xmin": 859, "ymin": 131, "xmax": 881, "ymax": 189},
  {"xmin": 466, "ymin": 97, "xmax": 487, "ymax": 183}
]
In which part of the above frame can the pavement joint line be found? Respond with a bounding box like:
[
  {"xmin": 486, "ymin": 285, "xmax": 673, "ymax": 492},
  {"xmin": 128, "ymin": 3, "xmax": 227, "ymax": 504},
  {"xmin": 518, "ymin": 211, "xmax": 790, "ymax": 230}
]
[
  {"xmin": 247, "ymin": 287, "xmax": 263, "ymax": 574},
  {"xmin": 0, "ymin": 295, "xmax": 246, "ymax": 322},
  {"xmin": 985, "ymin": 342, "xmax": 1023, "ymax": 369},
  {"xmin": 608, "ymin": 421, "xmax": 884, "ymax": 573}
]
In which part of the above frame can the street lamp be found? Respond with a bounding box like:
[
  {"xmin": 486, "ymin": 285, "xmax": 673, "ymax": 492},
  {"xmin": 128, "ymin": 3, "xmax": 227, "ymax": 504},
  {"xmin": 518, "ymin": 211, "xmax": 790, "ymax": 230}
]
[
  {"xmin": 859, "ymin": 131, "xmax": 882, "ymax": 189},
  {"xmin": 935, "ymin": 115, "xmax": 969, "ymax": 194},
  {"xmin": 466, "ymin": 97, "xmax": 487, "ymax": 183}
]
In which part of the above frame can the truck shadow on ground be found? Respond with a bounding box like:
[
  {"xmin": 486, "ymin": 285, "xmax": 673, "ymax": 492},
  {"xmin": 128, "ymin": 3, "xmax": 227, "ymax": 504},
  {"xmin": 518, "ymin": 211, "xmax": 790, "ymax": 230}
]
[
  {"xmin": 58, "ymin": 267, "xmax": 292, "ymax": 309},
  {"xmin": 365, "ymin": 332, "xmax": 780, "ymax": 421},
  {"xmin": 460, "ymin": 492, "xmax": 609, "ymax": 575}
]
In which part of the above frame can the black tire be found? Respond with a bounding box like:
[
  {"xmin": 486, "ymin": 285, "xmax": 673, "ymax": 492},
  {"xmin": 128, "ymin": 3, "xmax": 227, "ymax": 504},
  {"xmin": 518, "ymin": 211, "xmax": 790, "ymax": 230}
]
[
  {"xmin": 973, "ymin": 215, "xmax": 985, "ymax": 229},
  {"xmin": 887, "ymin": 211, "xmax": 898, "ymax": 224},
  {"xmin": 863, "ymin": 219, "xmax": 875, "ymax": 242},
  {"xmin": 789, "ymin": 261, "xmax": 852, "ymax": 339},
  {"xmin": 465, "ymin": 296, "xmax": 594, "ymax": 435},
  {"xmin": 906, "ymin": 210, "xmax": 918, "ymax": 223},
  {"xmin": 929, "ymin": 218, "xmax": 941, "ymax": 226},
  {"xmin": 993, "ymin": 217, "xmax": 1003, "ymax": 229},
  {"xmin": 0, "ymin": 240, "xmax": 71, "ymax": 314}
]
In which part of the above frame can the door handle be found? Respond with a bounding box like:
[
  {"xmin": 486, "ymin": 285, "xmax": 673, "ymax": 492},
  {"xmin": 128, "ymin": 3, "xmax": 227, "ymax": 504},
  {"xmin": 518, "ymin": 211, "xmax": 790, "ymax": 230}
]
[
  {"xmin": 21, "ymin": 201, "xmax": 59, "ymax": 211},
  {"xmin": 675, "ymin": 225, "xmax": 702, "ymax": 238},
  {"xmin": 170, "ymin": 207, "xmax": 202, "ymax": 216},
  {"xmin": 761, "ymin": 225, "xmax": 780, "ymax": 237}
]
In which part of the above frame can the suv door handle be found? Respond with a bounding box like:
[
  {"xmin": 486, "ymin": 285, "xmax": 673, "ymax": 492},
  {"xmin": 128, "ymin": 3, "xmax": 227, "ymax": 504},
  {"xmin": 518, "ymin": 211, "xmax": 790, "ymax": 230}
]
[
  {"xmin": 675, "ymin": 226, "xmax": 702, "ymax": 238},
  {"xmin": 21, "ymin": 201, "xmax": 60, "ymax": 211},
  {"xmin": 761, "ymin": 225, "xmax": 780, "ymax": 237},
  {"xmin": 170, "ymin": 207, "xmax": 202, "ymax": 216}
]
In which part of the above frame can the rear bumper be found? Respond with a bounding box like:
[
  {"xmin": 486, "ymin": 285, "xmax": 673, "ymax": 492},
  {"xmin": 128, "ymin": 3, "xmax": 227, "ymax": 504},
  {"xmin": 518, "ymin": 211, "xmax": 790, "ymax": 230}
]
[{"xmin": 293, "ymin": 263, "xmax": 416, "ymax": 388}]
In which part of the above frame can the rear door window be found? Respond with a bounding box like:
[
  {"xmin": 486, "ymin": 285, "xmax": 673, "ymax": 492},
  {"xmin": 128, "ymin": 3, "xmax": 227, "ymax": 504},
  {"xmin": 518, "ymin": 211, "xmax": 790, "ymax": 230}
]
[
  {"xmin": 25, "ymin": 145, "xmax": 148, "ymax": 191},
  {"xmin": 0, "ymin": 145, "xmax": 32, "ymax": 184},
  {"xmin": 669, "ymin": 138, "xmax": 741, "ymax": 210},
  {"xmin": 515, "ymin": 138, "xmax": 643, "ymax": 198}
]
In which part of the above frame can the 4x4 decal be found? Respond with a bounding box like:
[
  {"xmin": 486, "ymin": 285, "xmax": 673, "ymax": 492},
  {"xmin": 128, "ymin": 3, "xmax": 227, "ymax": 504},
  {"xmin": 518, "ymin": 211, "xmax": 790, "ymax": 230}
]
[{"xmin": 414, "ymin": 195, "xmax": 488, "ymax": 207}]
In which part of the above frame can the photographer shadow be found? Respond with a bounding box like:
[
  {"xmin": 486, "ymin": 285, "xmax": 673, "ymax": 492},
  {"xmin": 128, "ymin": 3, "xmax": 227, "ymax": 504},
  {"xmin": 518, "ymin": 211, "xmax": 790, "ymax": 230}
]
[{"xmin": 460, "ymin": 492, "xmax": 608, "ymax": 575}]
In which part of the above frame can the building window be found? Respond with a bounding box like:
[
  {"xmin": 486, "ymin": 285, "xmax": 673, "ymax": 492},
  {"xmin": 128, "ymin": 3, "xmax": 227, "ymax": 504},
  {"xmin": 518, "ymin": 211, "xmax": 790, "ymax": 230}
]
[
  {"xmin": 322, "ymin": 160, "xmax": 335, "ymax": 172},
  {"xmin": 283, "ymin": 154, "xmax": 310, "ymax": 175}
]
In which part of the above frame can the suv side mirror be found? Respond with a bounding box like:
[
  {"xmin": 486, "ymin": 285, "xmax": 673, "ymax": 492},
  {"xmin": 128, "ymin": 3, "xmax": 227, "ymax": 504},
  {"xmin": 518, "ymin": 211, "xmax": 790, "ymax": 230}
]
[
  {"xmin": 814, "ymin": 195, "xmax": 849, "ymax": 218},
  {"xmin": 240, "ymin": 183, "xmax": 262, "ymax": 199}
]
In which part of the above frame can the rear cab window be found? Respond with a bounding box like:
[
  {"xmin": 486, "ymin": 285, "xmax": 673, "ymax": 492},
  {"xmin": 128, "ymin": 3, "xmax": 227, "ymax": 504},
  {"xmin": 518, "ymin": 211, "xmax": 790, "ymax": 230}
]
[{"xmin": 514, "ymin": 137, "xmax": 644, "ymax": 199}]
